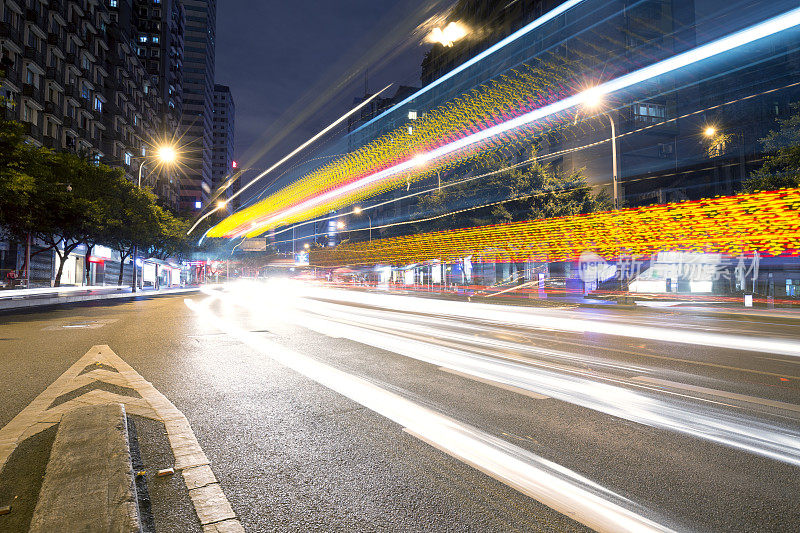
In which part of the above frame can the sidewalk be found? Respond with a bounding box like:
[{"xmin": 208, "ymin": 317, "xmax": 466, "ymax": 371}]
[{"xmin": 0, "ymin": 285, "xmax": 205, "ymax": 312}]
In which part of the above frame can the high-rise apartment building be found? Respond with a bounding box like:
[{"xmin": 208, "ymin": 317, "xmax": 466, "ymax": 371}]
[
  {"xmin": 211, "ymin": 83, "xmax": 234, "ymax": 201},
  {"xmin": 133, "ymin": 0, "xmax": 184, "ymax": 121},
  {"xmin": 0, "ymin": 0, "xmax": 166, "ymax": 185},
  {"xmin": 178, "ymin": 0, "xmax": 215, "ymax": 211},
  {"xmin": 132, "ymin": 0, "xmax": 185, "ymax": 205},
  {"xmin": 0, "ymin": 0, "xmax": 186, "ymax": 286}
]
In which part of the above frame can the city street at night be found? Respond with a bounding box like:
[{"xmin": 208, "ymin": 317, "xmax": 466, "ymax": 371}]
[
  {"xmin": 3, "ymin": 0, "xmax": 800, "ymax": 531},
  {"xmin": 2, "ymin": 285, "xmax": 799, "ymax": 531}
]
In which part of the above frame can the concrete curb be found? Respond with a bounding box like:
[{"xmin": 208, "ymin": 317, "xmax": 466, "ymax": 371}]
[
  {"xmin": 29, "ymin": 403, "xmax": 140, "ymax": 533},
  {"xmin": 0, "ymin": 287, "xmax": 202, "ymax": 312}
]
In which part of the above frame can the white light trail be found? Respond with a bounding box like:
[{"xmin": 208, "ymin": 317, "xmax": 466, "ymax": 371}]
[
  {"xmin": 187, "ymin": 289, "xmax": 676, "ymax": 533},
  {"xmin": 285, "ymin": 291, "xmax": 800, "ymax": 467},
  {"xmin": 305, "ymin": 287, "xmax": 800, "ymax": 357},
  {"xmin": 240, "ymin": 7, "xmax": 800, "ymax": 237},
  {"xmin": 188, "ymin": 83, "xmax": 394, "ymax": 235}
]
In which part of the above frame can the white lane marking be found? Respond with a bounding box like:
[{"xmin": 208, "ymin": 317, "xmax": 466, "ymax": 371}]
[
  {"xmin": 633, "ymin": 377, "xmax": 800, "ymax": 414},
  {"xmin": 187, "ymin": 294, "xmax": 675, "ymax": 533},
  {"xmin": 439, "ymin": 367, "xmax": 550, "ymax": 399},
  {"xmin": 0, "ymin": 345, "xmax": 243, "ymax": 533}
]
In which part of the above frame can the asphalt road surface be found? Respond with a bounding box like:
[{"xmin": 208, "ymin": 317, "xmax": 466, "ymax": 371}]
[{"xmin": 1, "ymin": 280, "xmax": 799, "ymax": 532}]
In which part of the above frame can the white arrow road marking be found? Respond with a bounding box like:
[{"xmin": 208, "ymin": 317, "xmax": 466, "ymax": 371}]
[
  {"xmin": 0, "ymin": 345, "xmax": 243, "ymax": 533},
  {"xmin": 188, "ymin": 293, "xmax": 677, "ymax": 533}
]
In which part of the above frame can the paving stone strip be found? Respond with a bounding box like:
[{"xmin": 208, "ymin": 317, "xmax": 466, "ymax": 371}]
[{"xmin": 28, "ymin": 403, "xmax": 140, "ymax": 532}]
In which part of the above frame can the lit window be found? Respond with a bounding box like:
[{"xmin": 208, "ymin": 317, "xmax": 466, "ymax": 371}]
[
  {"xmin": 141, "ymin": 146, "xmax": 146, "ymax": 156},
  {"xmin": 124, "ymin": 152, "xmax": 132, "ymax": 165},
  {"xmin": 152, "ymin": 36, "xmax": 159, "ymax": 44},
  {"xmin": 109, "ymin": 0, "xmax": 118, "ymax": 6},
  {"xmin": 408, "ymin": 110, "xmax": 417, "ymax": 120},
  {"xmin": 194, "ymin": 201, "xmax": 201, "ymax": 209},
  {"xmin": 94, "ymin": 97, "xmax": 102, "ymax": 112},
  {"xmin": 139, "ymin": 36, "xmax": 147, "ymax": 43}
]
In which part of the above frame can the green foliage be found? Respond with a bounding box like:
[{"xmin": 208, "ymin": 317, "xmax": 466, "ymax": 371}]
[
  {"xmin": 742, "ymin": 102, "xmax": 800, "ymax": 193},
  {"xmin": 412, "ymin": 145, "xmax": 609, "ymax": 234},
  {"xmin": 0, "ymin": 118, "xmax": 195, "ymax": 285},
  {"xmin": 0, "ymin": 121, "xmax": 50, "ymax": 240}
]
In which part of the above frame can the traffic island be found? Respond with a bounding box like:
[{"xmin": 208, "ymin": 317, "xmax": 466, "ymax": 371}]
[{"xmin": 28, "ymin": 403, "xmax": 141, "ymax": 533}]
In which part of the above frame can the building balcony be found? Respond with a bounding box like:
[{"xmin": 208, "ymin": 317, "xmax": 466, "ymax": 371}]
[
  {"xmin": 47, "ymin": 33, "xmax": 62, "ymax": 46},
  {"xmin": 1, "ymin": 67, "xmax": 21, "ymax": 87},
  {"xmin": 44, "ymin": 101, "xmax": 61, "ymax": 116},
  {"xmin": 22, "ymin": 122, "xmax": 42, "ymax": 141},
  {"xmin": 22, "ymin": 83, "xmax": 42, "ymax": 100},
  {"xmin": 23, "ymin": 47, "xmax": 46, "ymax": 67},
  {"xmin": 42, "ymin": 135, "xmax": 60, "ymax": 150},
  {"xmin": 45, "ymin": 66, "xmax": 64, "ymax": 83},
  {"xmin": 62, "ymin": 116, "xmax": 75, "ymax": 129},
  {"xmin": 0, "ymin": 107, "xmax": 15, "ymax": 121},
  {"xmin": 24, "ymin": 9, "xmax": 43, "ymax": 26},
  {"xmin": 0, "ymin": 21, "xmax": 21, "ymax": 42},
  {"xmin": 64, "ymin": 85, "xmax": 76, "ymax": 98},
  {"xmin": 49, "ymin": 0, "xmax": 66, "ymax": 15}
]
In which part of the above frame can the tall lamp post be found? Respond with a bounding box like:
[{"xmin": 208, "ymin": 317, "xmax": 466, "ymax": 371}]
[
  {"xmin": 132, "ymin": 145, "xmax": 178, "ymax": 293},
  {"xmin": 353, "ymin": 206, "xmax": 372, "ymax": 242},
  {"xmin": 582, "ymin": 91, "xmax": 620, "ymax": 210}
]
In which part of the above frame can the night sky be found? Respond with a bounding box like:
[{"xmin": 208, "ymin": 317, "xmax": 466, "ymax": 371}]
[{"xmin": 215, "ymin": 0, "xmax": 452, "ymax": 196}]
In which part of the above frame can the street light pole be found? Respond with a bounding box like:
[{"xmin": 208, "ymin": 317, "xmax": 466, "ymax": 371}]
[
  {"xmin": 132, "ymin": 162, "xmax": 145, "ymax": 293},
  {"xmin": 606, "ymin": 112, "xmax": 619, "ymax": 210},
  {"xmin": 579, "ymin": 91, "xmax": 620, "ymax": 210},
  {"xmin": 353, "ymin": 207, "xmax": 372, "ymax": 242}
]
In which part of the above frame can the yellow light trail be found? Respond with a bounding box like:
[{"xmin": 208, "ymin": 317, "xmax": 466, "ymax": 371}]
[{"xmin": 308, "ymin": 188, "xmax": 800, "ymax": 267}]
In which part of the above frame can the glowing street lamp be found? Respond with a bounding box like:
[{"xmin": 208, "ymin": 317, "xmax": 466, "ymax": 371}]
[
  {"xmin": 704, "ymin": 126, "xmax": 717, "ymax": 137},
  {"xmin": 138, "ymin": 143, "xmax": 179, "ymax": 187},
  {"xmin": 217, "ymin": 200, "xmax": 227, "ymax": 209},
  {"xmin": 428, "ymin": 22, "xmax": 469, "ymax": 47},
  {"xmin": 336, "ymin": 221, "xmax": 345, "ymax": 230},
  {"xmin": 133, "ymin": 143, "xmax": 179, "ymax": 292},
  {"xmin": 156, "ymin": 144, "xmax": 178, "ymax": 164},
  {"xmin": 581, "ymin": 89, "xmax": 620, "ymax": 210},
  {"xmin": 353, "ymin": 206, "xmax": 372, "ymax": 242}
]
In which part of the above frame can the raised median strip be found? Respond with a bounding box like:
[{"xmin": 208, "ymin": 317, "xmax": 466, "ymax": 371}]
[
  {"xmin": 0, "ymin": 345, "xmax": 243, "ymax": 532},
  {"xmin": 28, "ymin": 403, "xmax": 140, "ymax": 533}
]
